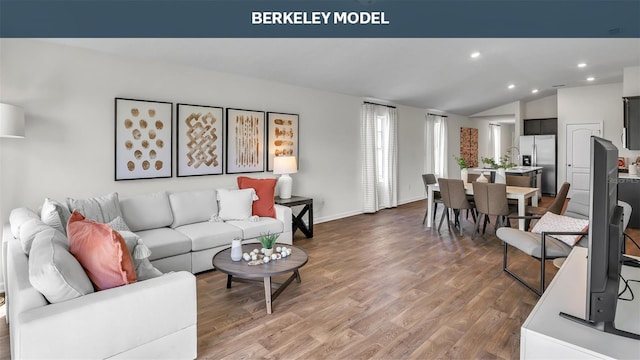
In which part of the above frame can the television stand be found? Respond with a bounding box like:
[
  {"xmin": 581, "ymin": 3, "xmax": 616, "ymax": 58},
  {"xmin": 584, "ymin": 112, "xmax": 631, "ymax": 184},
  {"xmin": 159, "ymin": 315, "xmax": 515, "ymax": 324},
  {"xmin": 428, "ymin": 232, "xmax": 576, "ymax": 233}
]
[
  {"xmin": 558, "ymin": 312, "xmax": 640, "ymax": 340},
  {"xmin": 521, "ymin": 247, "xmax": 640, "ymax": 359}
]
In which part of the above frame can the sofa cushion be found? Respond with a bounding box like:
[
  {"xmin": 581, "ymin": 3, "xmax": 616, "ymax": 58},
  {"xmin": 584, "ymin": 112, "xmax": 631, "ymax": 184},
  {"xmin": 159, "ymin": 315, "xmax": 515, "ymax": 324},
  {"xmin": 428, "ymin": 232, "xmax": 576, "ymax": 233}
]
[
  {"xmin": 28, "ymin": 228, "xmax": 95, "ymax": 303},
  {"xmin": 40, "ymin": 198, "xmax": 71, "ymax": 235},
  {"xmin": 237, "ymin": 177, "xmax": 278, "ymax": 218},
  {"xmin": 120, "ymin": 192, "xmax": 173, "ymax": 232},
  {"xmin": 67, "ymin": 211, "xmax": 137, "ymax": 291},
  {"xmin": 169, "ymin": 189, "xmax": 218, "ymax": 228},
  {"xmin": 174, "ymin": 222, "xmax": 243, "ymax": 251},
  {"xmin": 134, "ymin": 227, "xmax": 191, "ymax": 261},
  {"xmin": 227, "ymin": 218, "xmax": 284, "ymax": 239},
  {"xmin": 19, "ymin": 218, "xmax": 55, "ymax": 255},
  {"xmin": 217, "ymin": 188, "xmax": 258, "ymax": 221},
  {"xmin": 66, "ymin": 192, "xmax": 123, "ymax": 224},
  {"xmin": 9, "ymin": 207, "xmax": 40, "ymax": 238}
]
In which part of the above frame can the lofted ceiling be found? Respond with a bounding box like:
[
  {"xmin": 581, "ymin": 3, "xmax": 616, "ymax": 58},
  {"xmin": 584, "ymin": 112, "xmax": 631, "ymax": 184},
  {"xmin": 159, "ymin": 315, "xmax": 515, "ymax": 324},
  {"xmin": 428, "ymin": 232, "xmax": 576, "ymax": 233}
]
[{"xmin": 42, "ymin": 38, "xmax": 640, "ymax": 116}]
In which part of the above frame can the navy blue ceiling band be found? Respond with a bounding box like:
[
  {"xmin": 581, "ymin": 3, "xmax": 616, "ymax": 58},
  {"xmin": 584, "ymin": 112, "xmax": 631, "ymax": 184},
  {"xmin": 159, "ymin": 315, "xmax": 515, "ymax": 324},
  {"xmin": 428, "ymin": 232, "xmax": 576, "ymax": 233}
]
[{"xmin": 1, "ymin": 0, "xmax": 639, "ymax": 38}]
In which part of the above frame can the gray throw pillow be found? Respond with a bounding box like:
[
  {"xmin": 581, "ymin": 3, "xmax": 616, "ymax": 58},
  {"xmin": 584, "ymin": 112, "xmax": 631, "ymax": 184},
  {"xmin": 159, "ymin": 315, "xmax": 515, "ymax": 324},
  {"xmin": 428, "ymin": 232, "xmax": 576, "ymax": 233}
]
[
  {"xmin": 66, "ymin": 192, "xmax": 122, "ymax": 223},
  {"xmin": 40, "ymin": 198, "xmax": 71, "ymax": 235},
  {"xmin": 118, "ymin": 230, "xmax": 163, "ymax": 281}
]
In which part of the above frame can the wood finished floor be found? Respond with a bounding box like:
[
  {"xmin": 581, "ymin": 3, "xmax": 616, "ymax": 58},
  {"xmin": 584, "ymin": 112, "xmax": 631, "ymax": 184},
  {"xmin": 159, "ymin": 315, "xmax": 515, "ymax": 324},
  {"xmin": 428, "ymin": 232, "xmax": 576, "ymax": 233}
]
[{"xmin": 1, "ymin": 198, "xmax": 639, "ymax": 359}]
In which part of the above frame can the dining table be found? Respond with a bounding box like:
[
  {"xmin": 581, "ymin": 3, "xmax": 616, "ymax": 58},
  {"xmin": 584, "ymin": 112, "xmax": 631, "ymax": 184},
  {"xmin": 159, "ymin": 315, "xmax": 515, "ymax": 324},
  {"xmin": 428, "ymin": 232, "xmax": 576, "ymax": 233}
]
[{"xmin": 426, "ymin": 182, "xmax": 541, "ymax": 231}]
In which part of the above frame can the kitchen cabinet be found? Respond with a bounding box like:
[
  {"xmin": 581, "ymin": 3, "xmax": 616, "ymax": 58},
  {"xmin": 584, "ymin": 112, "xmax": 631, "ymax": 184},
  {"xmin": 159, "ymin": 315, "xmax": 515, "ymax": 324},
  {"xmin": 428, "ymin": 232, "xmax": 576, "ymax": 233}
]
[
  {"xmin": 523, "ymin": 118, "xmax": 557, "ymax": 135},
  {"xmin": 623, "ymin": 96, "xmax": 640, "ymax": 150}
]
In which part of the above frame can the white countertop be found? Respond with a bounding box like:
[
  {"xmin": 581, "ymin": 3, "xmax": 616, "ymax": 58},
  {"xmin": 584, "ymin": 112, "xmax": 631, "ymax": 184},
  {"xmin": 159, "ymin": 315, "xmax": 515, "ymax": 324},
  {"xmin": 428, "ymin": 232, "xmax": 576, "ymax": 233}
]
[
  {"xmin": 468, "ymin": 166, "xmax": 543, "ymax": 174},
  {"xmin": 619, "ymin": 172, "xmax": 640, "ymax": 180}
]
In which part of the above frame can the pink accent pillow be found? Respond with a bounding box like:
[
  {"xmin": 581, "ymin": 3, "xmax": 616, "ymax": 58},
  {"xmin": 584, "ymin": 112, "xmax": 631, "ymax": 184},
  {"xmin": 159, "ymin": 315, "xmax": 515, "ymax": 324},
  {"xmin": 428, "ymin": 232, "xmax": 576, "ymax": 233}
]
[
  {"xmin": 67, "ymin": 211, "xmax": 137, "ymax": 290},
  {"xmin": 237, "ymin": 176, "xmax": 277, "ymax": 218}
]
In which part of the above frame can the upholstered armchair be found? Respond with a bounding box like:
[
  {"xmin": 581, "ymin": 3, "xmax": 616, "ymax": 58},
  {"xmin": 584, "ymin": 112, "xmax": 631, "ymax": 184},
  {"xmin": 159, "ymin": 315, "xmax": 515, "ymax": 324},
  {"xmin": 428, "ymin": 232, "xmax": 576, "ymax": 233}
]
[{"xmin": 497, "ymin": 192, "xmax": 631, "ymax": 296}]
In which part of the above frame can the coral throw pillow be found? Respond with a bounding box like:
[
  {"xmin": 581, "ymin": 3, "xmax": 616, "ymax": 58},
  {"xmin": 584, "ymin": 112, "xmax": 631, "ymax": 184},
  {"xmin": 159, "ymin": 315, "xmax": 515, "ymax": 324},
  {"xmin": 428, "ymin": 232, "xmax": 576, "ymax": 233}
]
[
  {"xmin": 237, "ymin": 176, "xmax": 277, "ymax": 218},
  {"xmin": 67, "ymin": 211, "xmax": 137, "ymax": 290}
]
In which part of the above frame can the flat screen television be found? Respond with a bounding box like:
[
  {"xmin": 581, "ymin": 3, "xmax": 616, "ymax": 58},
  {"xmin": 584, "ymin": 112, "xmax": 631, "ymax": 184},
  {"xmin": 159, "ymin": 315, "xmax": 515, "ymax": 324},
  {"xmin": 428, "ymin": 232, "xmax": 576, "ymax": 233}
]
[{"xmin": 560, "ymin": 136, "xmax": 639, "ymax": 339}]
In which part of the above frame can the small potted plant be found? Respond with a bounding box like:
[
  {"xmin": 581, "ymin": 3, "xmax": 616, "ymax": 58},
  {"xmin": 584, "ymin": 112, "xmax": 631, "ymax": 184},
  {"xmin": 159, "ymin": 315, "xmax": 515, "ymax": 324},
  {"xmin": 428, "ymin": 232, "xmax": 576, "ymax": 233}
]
[
  {"xmin": 453, "ymin": 155, "xmax": 468, "ymax": 169},
  {"xmin": 482, "ymin": 155, "xmax": 516, "ymax": 183},
  {"xmin": 258, "ymin": 232, "xmax": 279, "ymax": 256},
  {"xmin": 454, "ymin": 155, "xmax": 469, "ymax": 183}
]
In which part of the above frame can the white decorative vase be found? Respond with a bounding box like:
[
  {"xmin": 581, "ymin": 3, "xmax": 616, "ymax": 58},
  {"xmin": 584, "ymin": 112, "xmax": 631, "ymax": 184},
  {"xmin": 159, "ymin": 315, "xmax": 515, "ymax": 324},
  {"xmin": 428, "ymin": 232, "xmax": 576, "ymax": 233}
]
[
  {"xmin": 230, "ymin": 238, "xmax": 243, "ymax": 261},
  {"xmin": 495, "ymin": 168, "xmax": 506, "ymax": 184},
  {"xmin": 264, "ymin": 248, "xmax": 274, "ymax": 257},
  {"xmin": 477, "ymin": 173, "xmax": 488, "ymax": 183},
  {"xmin": 460, "ymin": 168, "xmax": 468, "ymax": 184}
]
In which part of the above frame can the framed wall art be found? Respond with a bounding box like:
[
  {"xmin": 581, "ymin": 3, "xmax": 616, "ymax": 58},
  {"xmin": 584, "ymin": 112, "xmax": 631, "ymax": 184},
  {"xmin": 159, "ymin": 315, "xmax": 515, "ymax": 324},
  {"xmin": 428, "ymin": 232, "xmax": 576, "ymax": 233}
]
[
  {"xmin": 177, "ymin": 103, "xmax": 224, "ymax": 177},
  {"xmin": 115, "ymin": 98, "xmax": 172, "ymax": 180},
  {"xmin": 225, "ymin": 108, "xmax": 265, "ymax": 174},
  {"xmin": 267, "ymin": 112, "xmax": 299, "ymax": 171}
]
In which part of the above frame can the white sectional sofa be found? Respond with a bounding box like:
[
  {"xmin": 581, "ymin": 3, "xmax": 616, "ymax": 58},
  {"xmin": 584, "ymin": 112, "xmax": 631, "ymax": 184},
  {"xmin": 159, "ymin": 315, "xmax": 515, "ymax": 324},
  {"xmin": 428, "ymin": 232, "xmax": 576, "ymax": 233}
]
[{"xmin": 2, "ymin": 188, "xmax": 292, "ymax": 359}]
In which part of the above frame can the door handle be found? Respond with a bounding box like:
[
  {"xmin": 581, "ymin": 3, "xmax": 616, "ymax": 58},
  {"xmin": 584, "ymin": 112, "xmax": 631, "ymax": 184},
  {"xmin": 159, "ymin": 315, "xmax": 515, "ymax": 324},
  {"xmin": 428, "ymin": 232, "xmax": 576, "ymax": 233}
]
[{"xmin": 568, "ymin": 164, "xmax": 572, "ymax": 167}]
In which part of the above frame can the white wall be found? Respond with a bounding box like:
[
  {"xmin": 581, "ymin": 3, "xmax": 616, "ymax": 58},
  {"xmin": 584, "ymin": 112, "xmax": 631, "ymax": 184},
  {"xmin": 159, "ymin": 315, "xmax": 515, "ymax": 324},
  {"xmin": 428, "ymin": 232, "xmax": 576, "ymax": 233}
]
[
  {"xmin": 623, "ymin": 66, "xmax": 640, "ymax": 97},
  {"xmin": 443, "ymin": 113, "xmax": 473, "ymax": 179},
  {"xmin": 0, "ymin": 39, "xmax": 439, "ymax": 226},
  {"xmin": 524, "ymin": 95, "xmax": 558, "ymax": 119},
  {"xmin": 557, "ymin": 82, "xmax": 640, "ymax": 184}
]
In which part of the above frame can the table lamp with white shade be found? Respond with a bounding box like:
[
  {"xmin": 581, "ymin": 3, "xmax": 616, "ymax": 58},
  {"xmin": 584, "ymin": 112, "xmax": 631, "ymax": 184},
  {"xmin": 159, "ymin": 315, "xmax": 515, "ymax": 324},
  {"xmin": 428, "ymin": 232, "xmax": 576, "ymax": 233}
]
[{"xmin": 273, "ymin": 156, "xmax": 298, "ymax": 199}]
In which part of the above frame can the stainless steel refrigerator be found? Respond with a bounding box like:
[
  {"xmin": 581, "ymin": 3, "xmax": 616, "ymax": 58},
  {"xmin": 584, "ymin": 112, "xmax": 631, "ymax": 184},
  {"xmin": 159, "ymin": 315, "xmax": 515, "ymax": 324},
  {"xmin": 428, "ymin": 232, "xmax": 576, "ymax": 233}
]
[{"xmin": 519, "ymin": 135, "xmax": 557, "ymax": 195}]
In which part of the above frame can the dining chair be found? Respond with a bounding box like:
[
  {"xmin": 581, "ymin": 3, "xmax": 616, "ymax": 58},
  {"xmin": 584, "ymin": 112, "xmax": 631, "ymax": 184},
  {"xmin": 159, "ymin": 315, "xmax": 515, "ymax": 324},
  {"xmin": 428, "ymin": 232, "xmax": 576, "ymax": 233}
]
[
  {"xmin": 524, "ymin": 182, "xmax": 570, "ymax": 230},
  {"xmin": 472, "ymin": 182, "xmax": 512, "ymax": 239},
  {"xmin": 422, "ymin": 174, "xmax": 443, "ymax": 224},
  {"xmin": 527, "ymin": 182, "xmax": 570, "ymax": 216},
  {"xmin": 506, "ymin": 175, "xmax": 532, "ymax": 210},
  {"xmin": 437, "ymin": 178, "xmax": 475, "ymax": 235}
]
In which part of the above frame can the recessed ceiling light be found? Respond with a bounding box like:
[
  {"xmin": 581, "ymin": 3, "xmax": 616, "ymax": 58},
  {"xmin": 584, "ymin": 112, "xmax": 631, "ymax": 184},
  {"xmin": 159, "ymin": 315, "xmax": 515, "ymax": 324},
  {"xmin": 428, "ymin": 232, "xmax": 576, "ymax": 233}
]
[
  {"xmin": 470, "ymin": 52, "xmax": 481, "ymax": 58},
  {"xmin": 587, "ymin": 77, "xmax": 595, "ymax": 81},
  {"xmin": 508, "ymin": 84, "xmax": 515, "ymax": 89},
  {"xmin": 578, "ymin": 63, "xmax": 587, "ymax": 68},
  {"xmin": 532, "ymin": 89, "xmax": 539, "ymax": 94}
]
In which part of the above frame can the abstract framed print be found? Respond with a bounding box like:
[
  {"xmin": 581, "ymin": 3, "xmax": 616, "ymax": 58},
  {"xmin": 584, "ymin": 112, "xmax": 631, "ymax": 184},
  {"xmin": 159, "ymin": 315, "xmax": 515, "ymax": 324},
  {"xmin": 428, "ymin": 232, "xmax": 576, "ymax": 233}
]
[
  {"xmin": 177, "ymin": 103, "xmax": 224, "ymax": 176},
  {"xmin": 225, "ymin": 108, "xmax": 265, "ymax": 174},
  {"xmin": 267, "ymin": 112, "xmax": 299, "ymax": 171},
  {"xmin": 115, "ymin": 98, "xmax": 172, "ymax": 180}
]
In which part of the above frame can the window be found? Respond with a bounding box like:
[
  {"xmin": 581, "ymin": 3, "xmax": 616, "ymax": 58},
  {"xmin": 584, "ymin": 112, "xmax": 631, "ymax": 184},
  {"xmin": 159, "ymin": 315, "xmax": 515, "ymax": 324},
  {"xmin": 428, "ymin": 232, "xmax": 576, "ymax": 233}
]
[
  {"xmin": 426, "ymin": 114, "xmax": 448, "ymax": 179},
  {"xmin": 362, "ymin": 103, "xmax": 398, "ymax": 212},
  {"xmin": 490, "ymin": 124, "xmax": 501, "ymax": 162}
]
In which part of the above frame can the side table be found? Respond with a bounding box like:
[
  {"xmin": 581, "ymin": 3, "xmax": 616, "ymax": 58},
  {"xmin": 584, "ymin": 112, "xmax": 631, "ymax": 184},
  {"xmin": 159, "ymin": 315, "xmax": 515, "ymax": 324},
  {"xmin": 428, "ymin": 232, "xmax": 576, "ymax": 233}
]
[{"xmin": 274, "ymin": 196, "xmax": 313, "ymax": 238}]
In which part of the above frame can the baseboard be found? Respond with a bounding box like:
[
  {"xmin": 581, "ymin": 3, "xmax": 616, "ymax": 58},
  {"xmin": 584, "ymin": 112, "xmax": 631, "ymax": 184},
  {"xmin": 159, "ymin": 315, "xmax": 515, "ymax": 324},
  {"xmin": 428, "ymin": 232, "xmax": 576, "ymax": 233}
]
[
  {"xmin": 398, "ymin": 196, "xmax": 425, "ymax": 205},
  {"xmin": 315, "ymin": 210, "xmax": 364, "ymax": 224}
]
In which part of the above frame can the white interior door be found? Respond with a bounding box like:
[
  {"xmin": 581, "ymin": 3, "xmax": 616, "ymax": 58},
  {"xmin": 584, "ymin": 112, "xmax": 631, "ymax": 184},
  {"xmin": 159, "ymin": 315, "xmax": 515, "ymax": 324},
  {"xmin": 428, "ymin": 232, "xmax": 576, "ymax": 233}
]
[{"xmin": 566, "ymin": 123, "xmax": 602, "ymax": 199}]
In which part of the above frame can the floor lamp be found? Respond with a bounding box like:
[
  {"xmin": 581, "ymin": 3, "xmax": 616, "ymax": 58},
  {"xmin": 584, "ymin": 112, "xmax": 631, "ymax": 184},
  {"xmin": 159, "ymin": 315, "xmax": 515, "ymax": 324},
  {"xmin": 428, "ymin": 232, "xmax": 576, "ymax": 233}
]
[
  {"xmin": 274, "ymin": 156, "xmax": 298, "ymax": 199},
  {"xmin": 0, "ymin": 103, "xmax": 25, "ymax": 306}
]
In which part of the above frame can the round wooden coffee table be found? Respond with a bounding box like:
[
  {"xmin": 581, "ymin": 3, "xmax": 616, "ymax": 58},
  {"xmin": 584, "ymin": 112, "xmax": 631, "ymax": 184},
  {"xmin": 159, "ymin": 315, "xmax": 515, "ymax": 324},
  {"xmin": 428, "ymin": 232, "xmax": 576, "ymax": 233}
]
[{"xmin": 212, "ymin": 243, "xmax": 308, "ymax": 314}]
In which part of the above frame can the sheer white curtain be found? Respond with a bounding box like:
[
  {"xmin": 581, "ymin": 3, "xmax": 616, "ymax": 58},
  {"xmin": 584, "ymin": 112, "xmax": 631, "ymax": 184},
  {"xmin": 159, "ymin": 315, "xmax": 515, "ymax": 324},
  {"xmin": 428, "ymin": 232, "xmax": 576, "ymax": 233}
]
[
  {"xmin": 362, "ymin": 103, "xmax": 398, "ymax": 213},
  {"xmin": 425, "ymin": 114, "xmax": 448, "ymax": 178}
]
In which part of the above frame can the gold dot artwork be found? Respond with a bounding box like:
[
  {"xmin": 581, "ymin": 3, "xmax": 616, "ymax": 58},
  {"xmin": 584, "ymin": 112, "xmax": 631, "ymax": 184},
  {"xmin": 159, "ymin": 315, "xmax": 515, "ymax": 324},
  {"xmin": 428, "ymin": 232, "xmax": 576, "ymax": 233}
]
[
  {"xmin": 185, "ymin": 112, "xmax": 219, "ymax": 168},
  {"xmin": 235, "ymin": 115, "xmax": 261, "ymax": 167},
  {"xmin": 124, "ymin": 107, "xmax": 165, "ymax": 172},
  {"xmin": 273, "ymin": 118, "xmax": 295, "ymax": 157}
]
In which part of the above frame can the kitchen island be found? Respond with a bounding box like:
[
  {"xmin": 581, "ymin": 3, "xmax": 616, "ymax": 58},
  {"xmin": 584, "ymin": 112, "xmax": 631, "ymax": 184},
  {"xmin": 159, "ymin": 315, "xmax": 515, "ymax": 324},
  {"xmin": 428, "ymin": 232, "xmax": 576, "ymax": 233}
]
[{"xmin": 468, "ymin": 166, "xmax": 543, "ymax": 188}]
